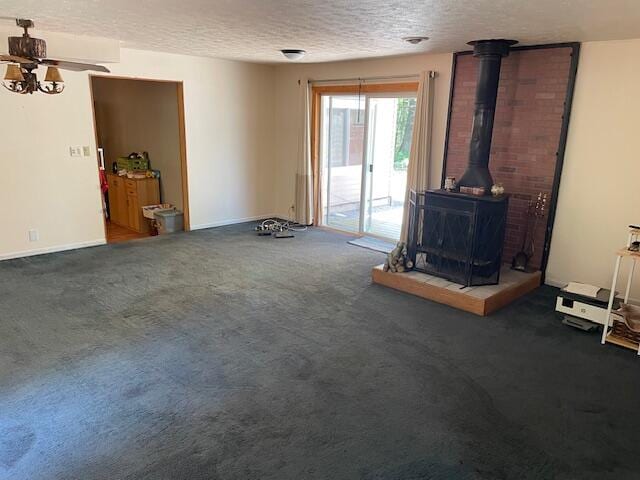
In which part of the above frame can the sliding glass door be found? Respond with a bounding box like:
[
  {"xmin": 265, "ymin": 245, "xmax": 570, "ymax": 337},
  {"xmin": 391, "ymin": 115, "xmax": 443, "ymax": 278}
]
[
  {"xmin": 320, "ymin": 95, "xmax": 365, "ymax": 234},
  {"xmin": 320, "ymin": 91, "xmax": 417, "ymax": 240}
]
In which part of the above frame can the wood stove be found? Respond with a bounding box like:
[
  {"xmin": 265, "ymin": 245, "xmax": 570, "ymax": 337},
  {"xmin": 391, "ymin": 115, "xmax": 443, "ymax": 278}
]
[
  {"xmin": 406, "ymin": 39, "xmax": 516, "ymax": 286},
  {"xmin": 407, "ymin": 190, "xmax": 508, "ymax": 286}
]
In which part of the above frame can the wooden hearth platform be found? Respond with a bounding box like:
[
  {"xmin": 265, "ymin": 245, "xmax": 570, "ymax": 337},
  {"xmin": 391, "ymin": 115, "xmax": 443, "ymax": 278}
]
[{"xmin": 372, "ymin": 265, "xmax": 542, "ymax": 316}]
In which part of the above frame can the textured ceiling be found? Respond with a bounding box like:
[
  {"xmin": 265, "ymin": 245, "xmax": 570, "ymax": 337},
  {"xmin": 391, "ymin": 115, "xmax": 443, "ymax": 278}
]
[{"xmin": 1, "ymin": 0, "xmax": 640, "ymax": 63}]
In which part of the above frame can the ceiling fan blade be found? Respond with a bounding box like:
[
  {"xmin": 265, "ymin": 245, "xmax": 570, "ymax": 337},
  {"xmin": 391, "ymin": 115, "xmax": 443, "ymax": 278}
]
[
  {"xmin": 41, "ymin": 59, "xmax": 110, "ymax": 73},
  {"xmin": 0, "ymin": 54, "xmax": 35, "ymax": 64}
]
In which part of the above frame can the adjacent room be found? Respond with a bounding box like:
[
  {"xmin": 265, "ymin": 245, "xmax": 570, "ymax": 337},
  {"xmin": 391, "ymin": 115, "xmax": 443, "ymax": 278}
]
[
  {"xmin": 1, "ymin": 2, "xmax": 640, "ymax": 479},
  {"xmin": 91, "ymin": 77, "xmax": 188, "ymax": 243}
]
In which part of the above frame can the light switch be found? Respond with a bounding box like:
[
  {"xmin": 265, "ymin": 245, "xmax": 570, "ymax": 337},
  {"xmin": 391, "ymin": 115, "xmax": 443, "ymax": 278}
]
[
  {"xmin": 83, "ymin": 146, "xmax": 91, "ymax": 157},
  {"xmin": 69, "ymin": 146, "xmax": 82, "ymax": 157}
]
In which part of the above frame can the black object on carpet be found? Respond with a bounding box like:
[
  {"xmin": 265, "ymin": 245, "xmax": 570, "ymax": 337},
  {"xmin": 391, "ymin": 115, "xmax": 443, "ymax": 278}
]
[{"xmin": 0, "ymin": 224, "xmax": 639, "ymax": 480}]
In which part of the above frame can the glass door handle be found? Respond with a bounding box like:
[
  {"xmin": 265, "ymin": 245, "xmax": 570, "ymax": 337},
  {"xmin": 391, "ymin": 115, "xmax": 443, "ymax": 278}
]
[{"xmin": 369, "ymin": 164, "xmax": 373, "ymax": 173}]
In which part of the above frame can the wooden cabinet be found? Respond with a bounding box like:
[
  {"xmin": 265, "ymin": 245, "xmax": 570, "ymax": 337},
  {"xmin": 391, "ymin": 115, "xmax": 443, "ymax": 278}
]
[
  {"xmin": 108, "ymin": 175, "xmax": 128, "ymax": 227},
  {"xmin": 107, "ymin": 173, "xmax": 160, "ymax": 233}
]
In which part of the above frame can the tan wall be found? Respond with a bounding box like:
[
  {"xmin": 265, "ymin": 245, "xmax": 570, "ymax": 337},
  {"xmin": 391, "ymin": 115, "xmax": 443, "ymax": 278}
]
[
  {"xmin": 92, "ymin": 78, "xmax": 183, "ymax": 210},
  {"xmin": 546, "ymin": 39, "xmax": 640, "ymax": 296},
  {"xmin": 272, "ymin": 53, "xmax": 454, "ymax": 218},
  {"xmin": 0, "ymin": 47, "xmax": 277, "ymax": 259}
]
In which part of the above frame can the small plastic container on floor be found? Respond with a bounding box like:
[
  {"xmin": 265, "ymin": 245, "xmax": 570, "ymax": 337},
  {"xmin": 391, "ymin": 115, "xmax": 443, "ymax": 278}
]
[
  {"xmin": 155, "ymin": 209, "xmax": 184, "ymax": 234},
  {"xmin": 142, "ymin": 204, "xmax": 173, "ymax": 220}
]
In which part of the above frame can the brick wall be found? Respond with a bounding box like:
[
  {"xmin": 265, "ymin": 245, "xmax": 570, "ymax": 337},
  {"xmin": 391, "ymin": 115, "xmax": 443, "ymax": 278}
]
[{"xmin": 444, "ymin": 47, "xmax": 573, "ymax": 270}]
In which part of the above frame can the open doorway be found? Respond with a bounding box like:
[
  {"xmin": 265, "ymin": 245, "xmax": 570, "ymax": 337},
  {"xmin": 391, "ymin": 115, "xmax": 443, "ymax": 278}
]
[{"xmin": 90, "ymin": 76, "xmax": 190, "ymax": 244}]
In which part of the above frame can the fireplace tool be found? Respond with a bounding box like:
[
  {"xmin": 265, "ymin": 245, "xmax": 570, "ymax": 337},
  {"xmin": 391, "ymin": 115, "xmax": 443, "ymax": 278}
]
[{"xmin": 512, "ymin": 192, "xmax": 547, "ymax": 271}]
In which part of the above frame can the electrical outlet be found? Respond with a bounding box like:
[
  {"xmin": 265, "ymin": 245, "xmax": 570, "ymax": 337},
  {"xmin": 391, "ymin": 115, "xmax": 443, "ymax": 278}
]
[
  {"xmin": 82, "ymin": 146, "xmax": 91, "ymax": 157},
  {"xmin": 69, "ymin": 146, "xmax": 82, "ymax": 157},
  {"xmin": 28, "ymin": 229, "xmax": 39, "ymax": 242}
]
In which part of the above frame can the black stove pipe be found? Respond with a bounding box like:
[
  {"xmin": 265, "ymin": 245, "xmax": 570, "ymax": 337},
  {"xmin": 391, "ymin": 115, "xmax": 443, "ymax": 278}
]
[{"xmin": 458, "ymin": 39, "xmax": 517, "ymax": 192}]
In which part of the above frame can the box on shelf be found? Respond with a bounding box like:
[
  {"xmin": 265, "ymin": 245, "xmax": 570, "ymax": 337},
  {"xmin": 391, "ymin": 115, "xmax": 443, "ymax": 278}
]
[{"xmin": 116, "ymin": 156, "xmax": 149, "ymax": 172}]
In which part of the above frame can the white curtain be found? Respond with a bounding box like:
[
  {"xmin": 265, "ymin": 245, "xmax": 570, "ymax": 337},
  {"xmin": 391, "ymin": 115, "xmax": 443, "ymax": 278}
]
[
  {"xmin": 400, "ymin": 71, "xmax": 435, "ymax": 242},
  {"xmin": 295, "ymin": 77, "xmax": 314, "ymax": 225}
]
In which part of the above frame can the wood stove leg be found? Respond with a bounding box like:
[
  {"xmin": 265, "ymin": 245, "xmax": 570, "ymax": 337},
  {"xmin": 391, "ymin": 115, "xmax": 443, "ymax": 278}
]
[
  {"xmin": 624, "ymin": 259, "xmax": 635, "ymax": 304},
  {"xmin": 602, "ymin": 255, "xmax": 622, "ymax": 345}
]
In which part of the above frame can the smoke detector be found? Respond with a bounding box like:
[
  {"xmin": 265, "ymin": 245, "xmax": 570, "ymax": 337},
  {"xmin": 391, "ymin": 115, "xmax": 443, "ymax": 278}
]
[
  {"xmin": 403, "ymin": 36, "xmax": 429, "ymax": 45},
  {"xmin": 281, "ymin": 49, "xmax": 306, "ymax": 61}
]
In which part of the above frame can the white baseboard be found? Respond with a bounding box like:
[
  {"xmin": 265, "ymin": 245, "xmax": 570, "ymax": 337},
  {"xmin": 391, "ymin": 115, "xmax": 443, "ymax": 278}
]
[
  {"xmin": 544, "ymin": 276, "xmax": 566, "ymax": 289},
  {"xmin": 276, "ymin": 213, "xmax": 296, "ymax": 222},
  {"xmin": 1, "ymin": 215, "xmax": 281, "ymax": 260},
  {"xmin": 190, "ymin": 214, "xmax": 280, "ymax": 231},
  {"xmin": 545, "ymin": 275, "xmax": 640, "ymax": 304},
  {"xmin": 0, "ymin": 239, "xmax": 107, "ymax": 262}
]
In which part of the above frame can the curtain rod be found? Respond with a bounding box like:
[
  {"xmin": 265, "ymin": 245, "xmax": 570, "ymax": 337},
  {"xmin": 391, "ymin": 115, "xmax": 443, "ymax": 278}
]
[{"xmin": 307, "ymin": 72, "xmax": 434, "ymax": 84}]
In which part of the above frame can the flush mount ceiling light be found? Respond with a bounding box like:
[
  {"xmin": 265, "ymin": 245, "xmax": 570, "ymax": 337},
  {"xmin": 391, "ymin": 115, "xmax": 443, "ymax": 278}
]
[
  {"xmin": 281, "ymin": 49, "xmax": 306, "ymax": 61},
  {"xmin": 403, "ymin": 36, "xmax": 430, "ymax": 45},
  {"xmin": 1, "ymin": 18, "xmax": 109, "ymax": 95}
]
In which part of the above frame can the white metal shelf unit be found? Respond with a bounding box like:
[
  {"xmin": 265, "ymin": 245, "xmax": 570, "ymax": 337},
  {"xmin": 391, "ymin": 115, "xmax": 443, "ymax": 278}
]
[{"xmin": 601, "ymin": 227, "xmax": 640, "ymax": 354}]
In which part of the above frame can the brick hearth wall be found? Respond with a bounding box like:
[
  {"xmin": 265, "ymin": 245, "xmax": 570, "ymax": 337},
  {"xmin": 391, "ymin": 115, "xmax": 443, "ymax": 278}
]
[{"xmin": 444, "ymin": 47, "xmax": 573, "ymax": 270}]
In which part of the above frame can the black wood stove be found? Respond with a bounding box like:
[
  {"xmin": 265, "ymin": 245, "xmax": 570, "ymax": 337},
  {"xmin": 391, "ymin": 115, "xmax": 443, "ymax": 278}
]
[
  {"xmin": 407, "ymin": 190, "xmax": 508, "ymax": 286},
  {"xmin": 407, "ymin": 39, "xmax": 516, "ymax": 287}
]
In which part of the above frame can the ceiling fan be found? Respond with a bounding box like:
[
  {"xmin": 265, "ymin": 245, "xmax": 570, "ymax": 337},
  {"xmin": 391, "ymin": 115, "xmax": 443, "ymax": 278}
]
[{"xmin": 0, "ymin": 18, "xmax": 110, "ymax": 95}]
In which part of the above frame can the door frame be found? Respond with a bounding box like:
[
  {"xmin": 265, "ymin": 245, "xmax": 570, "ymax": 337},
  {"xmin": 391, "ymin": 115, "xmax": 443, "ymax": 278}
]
[
  {"xmin": 88, "ymin": 75, "xmax": 191, "ymax": 241},
  {"xmin": 311, "ymin": 82, "xmax": 418, "ymax": 236}
]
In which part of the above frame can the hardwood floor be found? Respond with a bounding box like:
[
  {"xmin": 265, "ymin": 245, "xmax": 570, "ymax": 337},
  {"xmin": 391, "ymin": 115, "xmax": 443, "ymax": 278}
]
[{"xmin": 106, "ymin": 221, "xmax": 150, "ymax": 244}]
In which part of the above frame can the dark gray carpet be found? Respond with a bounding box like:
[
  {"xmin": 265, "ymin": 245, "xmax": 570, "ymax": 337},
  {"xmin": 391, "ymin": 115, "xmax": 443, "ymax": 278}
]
[{"xmin": 0, "ymin": 224, "xmax": 639, "ymax": 480}]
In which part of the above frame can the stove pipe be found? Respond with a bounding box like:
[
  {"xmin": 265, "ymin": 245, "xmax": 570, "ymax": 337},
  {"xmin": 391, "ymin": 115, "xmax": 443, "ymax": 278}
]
[{"xmin": 458, "ymin": 39, "xmax": 518, "ymax": 192}]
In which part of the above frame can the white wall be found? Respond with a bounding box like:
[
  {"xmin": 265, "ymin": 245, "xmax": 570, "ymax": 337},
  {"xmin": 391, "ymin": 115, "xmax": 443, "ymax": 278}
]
[
  {"xmin": 92, "ymin": 77, "xmax": 183, "ymax": 210},
  {"xmin": 272, "ymin": 53, "xmax": 453, "ymax": 218},
  {"xmin": 0, "ymin": 66, "xmax": 105, "ymax": 259},
  {"xmin": 0, "ymin": 47, "xmax": 277, "ymax": 259},
  {"xmin": 546, "ymin": 39, "xmax": 640, "ymax": 296}
]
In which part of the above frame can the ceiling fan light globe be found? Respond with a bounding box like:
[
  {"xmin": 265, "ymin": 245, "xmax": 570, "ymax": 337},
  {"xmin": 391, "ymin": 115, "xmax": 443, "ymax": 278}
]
[
  {"xmin": 4, "ymin": 64, "xmax": 25, "ymax": 82},
  {"xmin": 44, "ymin": 66, "xmax": 63, "ymax": 83}
]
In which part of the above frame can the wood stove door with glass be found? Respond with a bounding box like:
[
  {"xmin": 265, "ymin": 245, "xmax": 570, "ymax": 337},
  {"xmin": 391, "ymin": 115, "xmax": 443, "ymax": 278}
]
[
  {"xmin": 411, "ymin": 190, "xmax": 509, "ymax": 287},
  {"xmin": 421, "ymin": 195, "xmax": 476, "ymax": 285}
]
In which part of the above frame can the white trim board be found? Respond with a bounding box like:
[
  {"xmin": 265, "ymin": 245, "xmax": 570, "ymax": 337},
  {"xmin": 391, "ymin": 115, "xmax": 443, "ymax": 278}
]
[
  {"xmin": 0, "ymin": 239, "xmax": 107, "ymax": 262},
  {"xmin": 544, "ymin": 277, "xmax": 567, "ymax": 289},
  {"xmin": 190, "ymin": 213, "xmax": 280, "ymax": 231},
  {"xmin": 0, "ymin": 215, "xmax": 278, "ymax": 262}
]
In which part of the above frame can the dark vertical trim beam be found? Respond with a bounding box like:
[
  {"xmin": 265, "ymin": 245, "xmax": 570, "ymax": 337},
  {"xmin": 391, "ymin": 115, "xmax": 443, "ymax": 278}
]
[
  {"xmin": 440, "ymin": 52, "xmax": 459, "ymax": 188},
  {"xmin": 540, "ymin": 42, "xmax": 581, "ymax": 280}
]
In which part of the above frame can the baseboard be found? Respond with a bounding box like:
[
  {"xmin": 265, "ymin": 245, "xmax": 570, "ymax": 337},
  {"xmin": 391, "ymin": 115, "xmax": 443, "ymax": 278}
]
[
  {"xmin": 0, "ymin": 239, "xmax": 107, "ymax": 262},
  {"xmin": 545, "ymin": 275, "xmax": 640, "ymax": 304},
  {"xmin": 1, "ymin": 215, "xmax": 281, "ymax": 260},
  {"xmin": 190, "ymin": 214, "xmax": 279, "ymax": 231},
  {"xmin": 544, "ymin": 276, "xmax": 566, "ymax": 289},
  {"xmin": 275, "ymin": 213, "xmax": 295, "ymax": 222}
]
